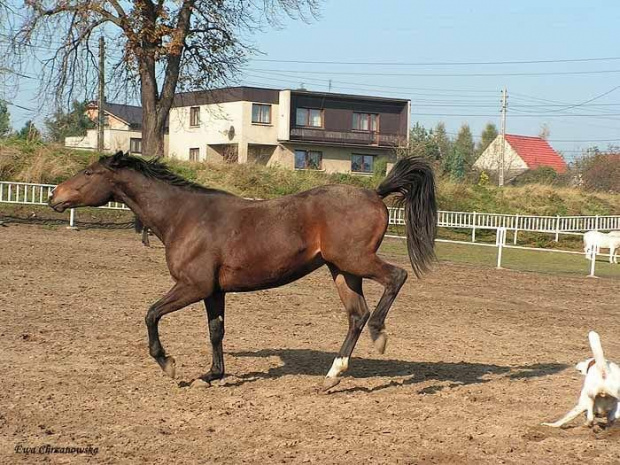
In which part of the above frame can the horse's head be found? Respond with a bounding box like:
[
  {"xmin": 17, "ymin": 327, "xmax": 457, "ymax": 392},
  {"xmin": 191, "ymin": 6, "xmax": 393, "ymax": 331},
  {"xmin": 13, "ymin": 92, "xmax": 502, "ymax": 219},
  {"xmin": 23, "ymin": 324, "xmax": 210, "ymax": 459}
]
[{"xmin": 49, "ymin": 151, "xmax": 126, "ymax": 212}]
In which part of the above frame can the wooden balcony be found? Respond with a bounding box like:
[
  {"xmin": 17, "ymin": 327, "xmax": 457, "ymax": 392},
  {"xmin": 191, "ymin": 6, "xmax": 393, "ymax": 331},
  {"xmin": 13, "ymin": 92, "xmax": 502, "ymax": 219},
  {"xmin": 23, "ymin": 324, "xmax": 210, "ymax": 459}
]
[{"xmin": 288, "ymin": 128, "xmax": 406, "ymax": 147}]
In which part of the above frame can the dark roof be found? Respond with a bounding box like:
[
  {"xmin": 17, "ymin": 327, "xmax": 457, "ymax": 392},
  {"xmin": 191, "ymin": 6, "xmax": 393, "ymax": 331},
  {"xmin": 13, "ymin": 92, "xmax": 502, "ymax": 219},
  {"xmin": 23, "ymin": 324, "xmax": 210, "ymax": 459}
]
[
  {"xmin": 101, "ymin": 102, "xmax": 143, "ymax": 129},
  {"xmin": 172, "ymin": 85, "xmax": 410, "ymax": 108},
  {"xmin": 173, "ymin": 86, "xmax": 281, "ymax": 107},
  {"xmin": 505, "ymin": 134, "xmax": 567, "ymax": 173},
  {"xmin": 290, "ymin": 89, "xmax": 409, "ymax": 104}
]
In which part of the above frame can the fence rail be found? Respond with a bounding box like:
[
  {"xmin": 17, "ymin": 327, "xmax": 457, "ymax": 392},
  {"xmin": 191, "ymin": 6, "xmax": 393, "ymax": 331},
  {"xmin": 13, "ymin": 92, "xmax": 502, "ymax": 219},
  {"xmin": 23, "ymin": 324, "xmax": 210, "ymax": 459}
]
[
  {"xmin": 0, "ymin": 181, "xmax": 129, "ymax": 210},
  {"xmin": 1, "ymin": 181, "xmax": 619, "ymax": 240},
  {"xmin": 388, "ymin": 207, "xmax": 620, "ymax": 243}
]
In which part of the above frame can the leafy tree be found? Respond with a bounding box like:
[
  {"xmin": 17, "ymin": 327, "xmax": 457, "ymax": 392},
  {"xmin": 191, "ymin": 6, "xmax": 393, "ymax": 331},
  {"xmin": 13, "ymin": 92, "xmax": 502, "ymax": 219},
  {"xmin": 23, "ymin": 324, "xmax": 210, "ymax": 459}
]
[
  {"xmin": 0, "ymin": 100, "xmax": 10, "ymax": 137},
  {"xmin": 573, "ymin": 147, "xmax": 620, "ymax": 192},
  {"xmin": 434, "ymin": 122, "xmax": 452, "ymax": 160},
  {"xmin": 17, "ymin": 120, "xmax": 41, "ymax": 141},
  {"xmin": 443, "ymin": 146, "xmax": 466, "ymax": 180},
  {"xmin": 476, "ymin": 123, "xmax": 498, "ymax": 156},
  {"xmin": 45, "ymin": 101, "xmax": 95, "ymax": 142},
  {"xmin": 453, "ymin": 123, "xmax": 475, "ymax": 169},
  {"xmin": 5, "ymin": 1, "xmax": 320, "ymax": 157},
  {"xmin": 539, "ymin": 123, "xmax": 550, "ymax": 140},
  {"xmin": 408, "ymin": 122, "xmax": 440, "ymax": 161}
]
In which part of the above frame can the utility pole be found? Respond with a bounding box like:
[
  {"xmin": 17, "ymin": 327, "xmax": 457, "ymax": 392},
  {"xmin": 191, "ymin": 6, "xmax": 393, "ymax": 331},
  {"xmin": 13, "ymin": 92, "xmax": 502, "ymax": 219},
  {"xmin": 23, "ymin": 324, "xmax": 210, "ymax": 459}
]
[
  {"xmin": 499, "ymin": 87, "xmax": 508, "ymax": 187},
  {"xmin": 328, "ymin": 79, "xmax": 332, "ymax": 92},
  {"xmin": 97, "ymin": 36, "xmax": 105, "ymax": 152}
]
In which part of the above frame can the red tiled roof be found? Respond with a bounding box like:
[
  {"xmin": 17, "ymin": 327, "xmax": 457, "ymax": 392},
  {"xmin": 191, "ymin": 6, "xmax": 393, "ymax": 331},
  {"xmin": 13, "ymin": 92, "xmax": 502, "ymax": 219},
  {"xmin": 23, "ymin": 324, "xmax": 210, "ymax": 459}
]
[{"xmin": 504, "ymin": 134, "xmax": 567, "ymax": 173}]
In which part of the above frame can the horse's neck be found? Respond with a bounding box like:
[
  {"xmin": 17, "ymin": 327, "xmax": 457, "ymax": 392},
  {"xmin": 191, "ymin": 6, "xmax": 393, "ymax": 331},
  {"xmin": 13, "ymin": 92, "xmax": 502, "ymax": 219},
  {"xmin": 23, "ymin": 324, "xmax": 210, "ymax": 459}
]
[{"xmin": 112, "ymin": 171, "xmax": 183, "ymax": 243}]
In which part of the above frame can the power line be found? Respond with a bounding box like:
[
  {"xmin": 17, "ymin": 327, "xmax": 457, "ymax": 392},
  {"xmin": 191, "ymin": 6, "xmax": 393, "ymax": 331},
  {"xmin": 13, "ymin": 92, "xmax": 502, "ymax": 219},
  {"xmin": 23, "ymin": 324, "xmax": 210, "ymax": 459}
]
[
  {"xmin": 252, "ymin": 56, "xmax": 620, "ymax": 66},
  {"xmin": 246, "ymin": 69, "xmax": 498, "ymax": 94},
  {"xmin": 541, "ymin": 85, "xmax": 620, "ymax": 113},
  {"xmin": 410, "ymin": 112, "xmax": 620, "ymax": 117},
  {"xmin": 5, "ymin": 101, "xmax": 34, "ymax": 111},
  {"xmin": 248, "ymin": 67, "xmax": 620, "ymax": 77}
]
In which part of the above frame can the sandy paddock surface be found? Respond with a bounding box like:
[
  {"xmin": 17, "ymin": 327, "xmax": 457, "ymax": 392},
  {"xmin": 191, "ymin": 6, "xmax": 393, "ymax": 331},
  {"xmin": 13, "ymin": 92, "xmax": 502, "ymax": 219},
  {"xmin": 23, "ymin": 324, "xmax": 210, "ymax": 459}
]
[{"xmin": 1, "ymin": 224, "xmax": 620, "ymax": 464}]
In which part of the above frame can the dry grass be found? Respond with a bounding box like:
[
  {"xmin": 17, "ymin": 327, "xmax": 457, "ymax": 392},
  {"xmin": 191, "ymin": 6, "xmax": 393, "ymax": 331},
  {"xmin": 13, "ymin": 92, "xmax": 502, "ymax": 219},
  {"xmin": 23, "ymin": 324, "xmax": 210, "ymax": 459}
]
[
  {"xmin": 0, "ymin": 139, "xmax": 95, "ymax": 184},
  {"xmin": 0, "ymin": 139, "xmax": 618, "ymax": 215}
]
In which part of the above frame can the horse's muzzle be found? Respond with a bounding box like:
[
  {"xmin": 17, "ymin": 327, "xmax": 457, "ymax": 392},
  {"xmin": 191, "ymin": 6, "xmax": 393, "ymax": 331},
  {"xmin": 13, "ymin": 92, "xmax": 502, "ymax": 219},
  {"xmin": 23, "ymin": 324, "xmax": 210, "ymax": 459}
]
[{"xmin": 48, "ymin": 192, "xmax": 72, "ymax": 213}]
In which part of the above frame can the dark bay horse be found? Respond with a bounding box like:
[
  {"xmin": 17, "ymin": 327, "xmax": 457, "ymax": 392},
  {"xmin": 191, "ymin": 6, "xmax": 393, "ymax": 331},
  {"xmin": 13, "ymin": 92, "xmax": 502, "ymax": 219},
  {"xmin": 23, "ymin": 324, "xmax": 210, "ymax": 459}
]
[{"xmin": 49, "ymin": 151, "xmax": 437, "ymax": 390}]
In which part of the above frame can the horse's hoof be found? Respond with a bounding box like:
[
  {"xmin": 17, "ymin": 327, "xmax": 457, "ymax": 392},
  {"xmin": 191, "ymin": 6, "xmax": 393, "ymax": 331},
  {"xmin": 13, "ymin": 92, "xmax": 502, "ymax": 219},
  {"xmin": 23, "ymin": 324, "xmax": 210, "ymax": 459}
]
[
  {"xmin": 190, "ymin": 378, "xmax": 211, "ymax": 389},
  {"xmin": 374, "ymin": 331, "xmax": 388, "ymax": 354},
  {"xmin": 322, "ymin": 376, "xmax": 341, "ymax": 392},
  {"xmin": 157, "ymin": 356, "xmax": 176, "ymax": 378},
  {"xmin": 200, "ymin": 371, "xmax": 224, "ymax": 383}
]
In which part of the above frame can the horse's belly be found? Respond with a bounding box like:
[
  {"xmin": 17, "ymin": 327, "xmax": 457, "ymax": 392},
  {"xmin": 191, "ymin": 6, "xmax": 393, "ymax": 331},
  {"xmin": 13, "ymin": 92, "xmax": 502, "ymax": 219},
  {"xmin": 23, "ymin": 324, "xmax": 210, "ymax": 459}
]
[{"xmin": 218, "ymin": 250, "xmax": 325, "ymax": 292}]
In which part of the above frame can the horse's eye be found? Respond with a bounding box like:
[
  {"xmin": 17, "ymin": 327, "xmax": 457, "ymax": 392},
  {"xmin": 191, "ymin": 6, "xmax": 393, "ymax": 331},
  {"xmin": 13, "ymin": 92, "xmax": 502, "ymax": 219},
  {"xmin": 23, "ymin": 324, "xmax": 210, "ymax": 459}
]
[{"xmin": 85, "ymin": 170, "xmax": 92, "ymax": 176}]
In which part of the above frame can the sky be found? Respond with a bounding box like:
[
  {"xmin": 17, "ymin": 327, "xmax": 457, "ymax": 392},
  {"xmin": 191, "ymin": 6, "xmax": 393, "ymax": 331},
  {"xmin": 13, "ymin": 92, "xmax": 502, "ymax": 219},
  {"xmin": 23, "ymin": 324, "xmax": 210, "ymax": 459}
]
[{"xmin": 5, "ymin": 0, "xmax": 620, "ymax": 161}]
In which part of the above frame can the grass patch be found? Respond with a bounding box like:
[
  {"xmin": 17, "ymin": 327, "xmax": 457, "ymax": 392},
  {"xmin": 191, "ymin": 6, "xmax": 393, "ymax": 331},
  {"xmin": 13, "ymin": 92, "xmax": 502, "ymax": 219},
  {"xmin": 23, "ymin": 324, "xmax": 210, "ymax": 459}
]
[
  {"xmin": 380, "ymin": 238, "xmax": 620, "ymax": 279},
  {"xmin": 0, "ymin": 139, "xmax": 618, "ymax": 215}
]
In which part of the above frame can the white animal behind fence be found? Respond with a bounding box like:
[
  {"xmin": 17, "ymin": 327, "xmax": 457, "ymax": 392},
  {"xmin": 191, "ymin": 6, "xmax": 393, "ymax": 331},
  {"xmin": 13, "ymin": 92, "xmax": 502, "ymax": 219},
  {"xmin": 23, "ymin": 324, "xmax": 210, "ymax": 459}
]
[{"xmin": 584, "ymin": 230, "xmax": 620, "ymax": 263}]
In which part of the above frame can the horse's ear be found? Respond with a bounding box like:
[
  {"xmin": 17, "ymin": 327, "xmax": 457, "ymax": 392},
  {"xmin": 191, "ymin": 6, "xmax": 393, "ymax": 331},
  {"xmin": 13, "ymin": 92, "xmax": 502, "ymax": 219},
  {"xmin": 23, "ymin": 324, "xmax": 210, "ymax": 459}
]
[{"xmin": 108, "ymin": 151, "xmax": 126, "ymax": 168}]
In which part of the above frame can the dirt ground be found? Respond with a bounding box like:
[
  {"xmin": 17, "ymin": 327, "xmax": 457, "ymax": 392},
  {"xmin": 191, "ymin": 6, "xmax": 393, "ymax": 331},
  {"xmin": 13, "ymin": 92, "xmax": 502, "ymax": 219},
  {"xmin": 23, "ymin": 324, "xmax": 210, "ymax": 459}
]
[{"xmin": 1, "ymin": 224, "xmax": 620, "ymax": 464}]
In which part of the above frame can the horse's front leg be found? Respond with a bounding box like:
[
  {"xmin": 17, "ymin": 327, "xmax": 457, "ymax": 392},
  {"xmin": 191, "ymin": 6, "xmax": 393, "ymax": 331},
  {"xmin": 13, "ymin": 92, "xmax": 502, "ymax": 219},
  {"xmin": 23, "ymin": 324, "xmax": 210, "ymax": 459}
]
[
  {"xmin": 145, "ymin": 282, "xmax": 205, "ymax": 378},
  {"xmin": 201, "ymin": 291, "xmax": 226, "ymax": 383}
]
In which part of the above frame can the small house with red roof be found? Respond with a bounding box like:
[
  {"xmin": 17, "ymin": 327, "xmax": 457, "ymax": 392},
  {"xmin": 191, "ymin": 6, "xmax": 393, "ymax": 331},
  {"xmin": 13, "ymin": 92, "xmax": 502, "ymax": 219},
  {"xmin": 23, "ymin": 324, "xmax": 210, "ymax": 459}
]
[{"xmin": 474, "ymin": 134, "xmax": 567, "ymax": 179}]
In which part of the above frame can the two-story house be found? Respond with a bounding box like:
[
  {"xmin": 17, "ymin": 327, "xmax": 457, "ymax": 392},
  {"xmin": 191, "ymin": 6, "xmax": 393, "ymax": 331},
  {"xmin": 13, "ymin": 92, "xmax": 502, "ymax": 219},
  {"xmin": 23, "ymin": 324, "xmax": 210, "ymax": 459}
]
[
  {"xmin": 168, "ymin": 86, "xmax": 410, "ymax": 174},
  {"xmin": 64, "ymin": 102, "xmax": 163, "ymax": 155}
]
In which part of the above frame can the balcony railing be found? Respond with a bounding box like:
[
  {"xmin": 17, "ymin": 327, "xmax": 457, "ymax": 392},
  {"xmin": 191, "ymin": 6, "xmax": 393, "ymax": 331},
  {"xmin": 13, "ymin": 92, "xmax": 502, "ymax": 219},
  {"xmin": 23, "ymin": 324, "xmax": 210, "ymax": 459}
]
[{"xmin": 288, "ymin": 128, "xmax": 406, "ymax": 147}]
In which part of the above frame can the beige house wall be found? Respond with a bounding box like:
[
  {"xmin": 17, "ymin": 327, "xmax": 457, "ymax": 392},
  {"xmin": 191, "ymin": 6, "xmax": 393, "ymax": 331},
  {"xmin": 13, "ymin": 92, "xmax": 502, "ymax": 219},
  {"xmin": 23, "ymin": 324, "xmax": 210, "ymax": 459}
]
[
  {"xmin": 65, "ymin": 128, "xmax": 164, "ymax": 155},
  {"xmin": 85, "ymin": 108, "xmax": 130, "ymax": 130},
  {"xmin": 272, "ymin": 145, "xmax": 395, "ymax": 174},
  {"xmin": 168, "ymin": 100, "xmax": 280, "ymax": 162},
  {"xmin": 277, "ymin": 90, "xmax": 291, "ymax": 141},
  {"xmin": 474, "ymin": 136, "xmax": 528, "ymax": 177}
]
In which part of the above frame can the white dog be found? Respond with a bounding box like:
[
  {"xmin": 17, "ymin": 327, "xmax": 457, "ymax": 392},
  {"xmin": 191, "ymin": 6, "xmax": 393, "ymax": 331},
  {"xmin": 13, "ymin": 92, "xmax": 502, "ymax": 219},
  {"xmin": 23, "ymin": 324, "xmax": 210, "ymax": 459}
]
[{"xmin": 543, "ymin": 331, "xmax": 620, "ymax": 428}]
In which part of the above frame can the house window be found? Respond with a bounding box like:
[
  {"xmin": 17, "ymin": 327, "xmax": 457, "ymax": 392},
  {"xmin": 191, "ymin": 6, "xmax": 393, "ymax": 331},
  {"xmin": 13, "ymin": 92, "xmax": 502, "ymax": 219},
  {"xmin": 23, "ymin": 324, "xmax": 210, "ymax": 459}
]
[
  {"xmin": 190, "ymin": 106, "xmax": 201, "ymax": 127},
  {"xmin": 189, "ymin": 147, "xmax": 200, "ymax": 162},
  {"xmin": 296, "ymin": 108, "xmax": 323, "ymax": 128},
  {"xmin": 252, "ymin": 104, "xmax": 271, "ymax": 124},
  {"xmin": 351, "ymin": 154, "xmax": 374, "ymax": 174},
  {"xmin": 353, "ymin": 113, "xmax": 379, "ymax": 132},
  {"xmin": 129, "ymin": 138, "xmax": 142, "ymax": 154},
  {"xmin": 294, "ymin": 150, "xmax": 322, "ymax": 170}
]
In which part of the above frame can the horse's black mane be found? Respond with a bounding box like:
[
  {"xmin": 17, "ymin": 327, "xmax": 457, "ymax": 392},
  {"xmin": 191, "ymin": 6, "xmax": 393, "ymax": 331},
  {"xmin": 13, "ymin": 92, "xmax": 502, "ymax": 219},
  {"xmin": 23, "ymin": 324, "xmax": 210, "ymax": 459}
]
[{"xmin": 99, "ymin": 152, "xmax": 232, "ymax": 195}]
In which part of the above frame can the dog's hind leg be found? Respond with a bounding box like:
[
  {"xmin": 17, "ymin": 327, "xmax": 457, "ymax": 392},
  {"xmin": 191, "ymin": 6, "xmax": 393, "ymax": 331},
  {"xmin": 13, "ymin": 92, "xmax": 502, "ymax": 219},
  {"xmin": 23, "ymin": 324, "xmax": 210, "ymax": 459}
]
[
  {"xmin": 609, "ymin": 403, "xmax": 620, "ymax": 427},
  {"xmin": 542, "ymin": 404, "xmax": 587, "ymax": 428}
]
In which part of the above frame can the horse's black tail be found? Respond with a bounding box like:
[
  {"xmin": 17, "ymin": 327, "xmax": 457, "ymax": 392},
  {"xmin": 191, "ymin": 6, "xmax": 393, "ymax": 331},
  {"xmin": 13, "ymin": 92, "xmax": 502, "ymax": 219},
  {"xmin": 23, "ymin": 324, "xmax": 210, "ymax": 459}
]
[{"xmin": 376, "ymin": 156, "xmax": 437, "ymax": 278}]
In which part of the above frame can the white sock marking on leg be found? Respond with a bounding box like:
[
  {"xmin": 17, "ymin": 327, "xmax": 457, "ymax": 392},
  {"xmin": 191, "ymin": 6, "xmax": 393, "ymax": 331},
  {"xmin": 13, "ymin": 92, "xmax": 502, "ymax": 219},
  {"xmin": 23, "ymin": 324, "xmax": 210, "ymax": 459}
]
[{"xmin": 326, "ymin": 357, "xmax": 349, "ymax": 378}]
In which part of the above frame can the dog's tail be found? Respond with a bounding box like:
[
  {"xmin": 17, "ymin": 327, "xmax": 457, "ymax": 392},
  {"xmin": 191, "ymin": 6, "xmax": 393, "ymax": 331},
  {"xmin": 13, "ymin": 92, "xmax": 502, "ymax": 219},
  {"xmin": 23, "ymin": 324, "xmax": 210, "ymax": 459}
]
[{"xmin": 589, "ymin": 331, "xmax": 607, "ymax": 375}]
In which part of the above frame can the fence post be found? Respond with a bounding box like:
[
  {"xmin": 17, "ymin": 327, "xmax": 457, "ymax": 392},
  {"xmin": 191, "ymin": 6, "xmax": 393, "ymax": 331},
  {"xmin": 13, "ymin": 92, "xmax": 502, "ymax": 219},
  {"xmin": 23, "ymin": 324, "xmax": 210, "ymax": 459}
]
[
  {"xmin": 589, "ymin": 248, "xmax": 597, "ymax": 278},
  {"xmin": 554, "ymin": 215, "xmax": 560, "ymax": 242},
  {"xmin": 595, "ymin": 215, "xmax": 600, "ymax": 231},
  {"xmin": 472, "ymin": 211, "xmax": 477, "ymax": 243},
  {"xmin": 496, "ymin": 227, "xmax": 506, "ymax": 269},
  {"xmin": 513, "ymin": 214, "xmax": 519, "ymax": 245},
  {"xmin": 67, "ymin": 208, "xmax": 78, "ymax": 230}
]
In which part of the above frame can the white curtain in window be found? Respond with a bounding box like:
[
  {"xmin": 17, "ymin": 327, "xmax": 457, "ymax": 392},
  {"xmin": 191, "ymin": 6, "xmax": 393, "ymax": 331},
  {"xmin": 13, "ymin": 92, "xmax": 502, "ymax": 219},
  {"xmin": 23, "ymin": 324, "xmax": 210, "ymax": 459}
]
[{"xmin": 310, "ymin": 109, "xmax": 322, "ymax": 127}]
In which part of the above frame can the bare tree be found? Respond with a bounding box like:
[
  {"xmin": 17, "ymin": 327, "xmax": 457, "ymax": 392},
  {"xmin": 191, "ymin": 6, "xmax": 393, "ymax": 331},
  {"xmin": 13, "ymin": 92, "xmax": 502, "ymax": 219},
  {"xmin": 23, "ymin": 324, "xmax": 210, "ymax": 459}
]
[{"xmin": 4, "ymin": 1, "xmax": 320, "ymax": 157}]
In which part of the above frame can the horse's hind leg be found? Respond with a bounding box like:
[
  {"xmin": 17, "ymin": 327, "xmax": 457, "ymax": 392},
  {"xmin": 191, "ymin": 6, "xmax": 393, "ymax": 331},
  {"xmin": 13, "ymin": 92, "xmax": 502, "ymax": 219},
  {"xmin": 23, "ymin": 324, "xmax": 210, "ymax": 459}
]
[
  {"xmin": 201, "ymin": 291, "xmax": 226, "ymax": 383},
  {"xmin": 145, "ymin": 282, "xmax": 205, "ymax": 378},
  {"xmin": 323, "ymin": 265, "xmax": 370, "ymax": 390},
  {"xmin": 331, "ymin": 255, "xmax": 408, "ymax": 354},
  {"xmin": 367, "ymin": 261, "xmax": 408, "ymax": 354}
]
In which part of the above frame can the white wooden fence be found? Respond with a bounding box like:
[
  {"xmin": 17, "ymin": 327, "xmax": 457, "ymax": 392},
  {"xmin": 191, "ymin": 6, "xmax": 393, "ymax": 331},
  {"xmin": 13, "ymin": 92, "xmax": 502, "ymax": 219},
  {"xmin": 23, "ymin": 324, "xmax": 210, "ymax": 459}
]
[
  {"xmin": 1, "ymin": 181, "xmax": 619, "ymax": 276},
  {"xmin": 2, "ymin": 180, "xmax": 618, "ymax": 236},
  {"xmin": 388, "ymin": 208, "xmax": 620, "ymax": 243},
  {"xmin": 0, "ymin": 181, "xmax": 128, "ymax": 227}
]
